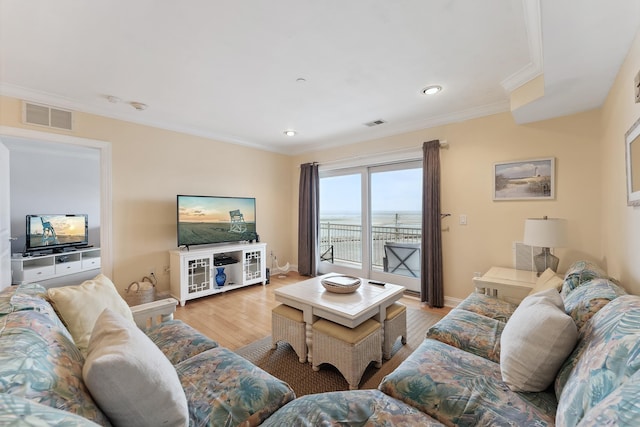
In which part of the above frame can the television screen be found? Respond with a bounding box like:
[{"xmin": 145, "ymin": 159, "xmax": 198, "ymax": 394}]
[
  {"xmin": 177, "ymin": 195, "xmax": 257, "ymax": 247},
  {"xmin": 26, "ymin": 214, "xmax": 89, "ymax": 253}
]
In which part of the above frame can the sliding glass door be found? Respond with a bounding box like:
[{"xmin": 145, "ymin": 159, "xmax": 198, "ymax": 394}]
[{"xmin": 319, "ymin": 161, "xmax": 422, "ymax": 292}]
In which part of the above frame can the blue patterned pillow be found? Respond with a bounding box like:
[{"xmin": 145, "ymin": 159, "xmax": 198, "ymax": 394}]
[
  {"xmin": 260, "ymin": 390, "xmax": 443, "ymax": 426},
  {"xmin": 562, "ymin": 278, "xmax": 626, "ymax": 329},
  {"xmin": 561, "ymin": 260, "xmax": 608, "ymax": 298},
  {"xmin": 555, "ymin": 295, "xmax": 640, "ymax": 427},
  {"xmin": 145, "ymin": 319, "xmax": 219, "ymax": 364},
  {"xmin": 0, "ymin": 311, "xmax": 110, "ymax": 425},
  {"xmin": 0, "ymin": 283, "xmax": 48, "ymax": 315},
  {"xmin": 0, "ymin": 393, "xmax": 101, "ymax": 426},
  {"xmin": 577, "ymin": 369, "xmax": 640, "ymax": 426},
  {"xmin": 177, "ymin": 347, "xmax": 295, "ymax": 426}
]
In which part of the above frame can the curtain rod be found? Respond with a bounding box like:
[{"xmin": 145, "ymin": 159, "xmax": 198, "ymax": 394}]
[{"xmin": 317, "ymin": 139, "xmax": 448, "ymax": 167}]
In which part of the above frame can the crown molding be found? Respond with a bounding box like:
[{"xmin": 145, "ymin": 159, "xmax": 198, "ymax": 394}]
[
  {"xmin": 292, "ymin": 100, "xmax": 510, "ymax": 155},
  {"xmin": 0, "ymin": 83, "xmax": 285, "ymax": 154},
  {"xmin": 1, "ymin": 84, "xmax": 510, "ymax": 156},
  {"xmin": 500, "ymin": 0, "xmax": 544, "ymax": 92}
]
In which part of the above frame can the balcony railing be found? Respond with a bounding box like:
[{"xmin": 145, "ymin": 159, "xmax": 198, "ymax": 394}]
[{"xmin": 319, "ymin": 222, "xmax": 421, "ymax": 268}]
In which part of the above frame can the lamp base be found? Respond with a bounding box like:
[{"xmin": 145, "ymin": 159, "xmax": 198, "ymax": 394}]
[{"xmin": 533, "ymin": 247, "xmax": 559, "ymax": 276}]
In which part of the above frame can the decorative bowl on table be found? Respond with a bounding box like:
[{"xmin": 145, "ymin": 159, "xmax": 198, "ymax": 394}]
[{"xmin": 321, "ymin": 275, "xmax": 361, "ymax": 294}]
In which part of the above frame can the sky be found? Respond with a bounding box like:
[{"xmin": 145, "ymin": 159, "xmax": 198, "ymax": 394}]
[
  {"xmin": 496, "ymin": 159, "xmax": 552, "ymax": 179},
  {"xmin": 178, "ymin": 196, "xmax": 256, "ymax": 222},
  {"xmin": 29, "ymin": 215, "xmax": 86, "ymax": 237},
  {"xmin": 319, "ymin": 168, "xmax": 422, "ymax": 213}
]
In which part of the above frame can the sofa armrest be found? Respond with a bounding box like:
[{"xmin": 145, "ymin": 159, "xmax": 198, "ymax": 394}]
[
  {"xmin": 130, "ymin": 298, "xmax": 178, "ymax": 329},
  {"xmin": 473, "ymin": 268, "xmax": 538, "ymax": 304},
  {"xmin": 473, "ymin": 278, "xmax": 533, "ymax": 304}
]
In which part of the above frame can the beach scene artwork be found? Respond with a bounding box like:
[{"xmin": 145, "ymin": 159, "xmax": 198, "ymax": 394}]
[{"xmin": 494, "ymin": 158, "xmax": 555, "ymax": 200}]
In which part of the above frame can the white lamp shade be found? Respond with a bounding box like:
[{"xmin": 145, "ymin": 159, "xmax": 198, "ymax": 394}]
[{"xmin": 523, "ymin": 218, "xmax": 568, "ymax": 248}]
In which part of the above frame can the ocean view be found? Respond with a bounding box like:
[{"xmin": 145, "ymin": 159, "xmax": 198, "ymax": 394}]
[{"xmin": 320, "ymin": 210, "xmax": 422, "ymax": 228}]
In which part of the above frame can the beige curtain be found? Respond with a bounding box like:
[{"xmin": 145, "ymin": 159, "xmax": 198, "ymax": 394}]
[
  {"xmin": 421, "ymin": 140, "xmax": 444, "ymax": 307},
  {"xmin": 298, "ymin": 162, "xmax": 319, "ymax": 276}
]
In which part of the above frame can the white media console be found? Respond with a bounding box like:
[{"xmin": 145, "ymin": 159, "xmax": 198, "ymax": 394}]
[
  {"xmin": 169, "ymin": 242, "xmax": 267, "ymax": 306},
  {"xmin": 11, "ymin": 247, "xmax": 102, "ymax": 287}
]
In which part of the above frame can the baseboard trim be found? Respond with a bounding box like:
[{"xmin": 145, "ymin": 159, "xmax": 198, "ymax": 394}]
[
  {"xmin": 444, "ymin": 295, "xmax": 463, "ymax": 308},
  {"xmin": 401, "ymin": 291, "xmax": 461, "ymax": 308}
]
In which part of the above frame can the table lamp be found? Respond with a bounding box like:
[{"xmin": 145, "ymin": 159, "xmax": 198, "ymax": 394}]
[{"xmin": 523, "ymin": 216, "xmax": 568, "ymax": 275}]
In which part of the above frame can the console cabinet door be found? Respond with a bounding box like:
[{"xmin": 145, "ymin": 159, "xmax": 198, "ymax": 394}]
[
  {"xmin": 243, "ymin": 248, "xmax": 264, "ymax": 285},
  {"xmin": 183, "ymin": 254, "xmax": 214, "ymax": 299}
]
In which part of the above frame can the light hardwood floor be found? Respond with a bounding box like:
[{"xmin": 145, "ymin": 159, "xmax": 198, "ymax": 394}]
[{"xmin": 173, "ymin": 272, "xmax": 450, "ymax": 350}]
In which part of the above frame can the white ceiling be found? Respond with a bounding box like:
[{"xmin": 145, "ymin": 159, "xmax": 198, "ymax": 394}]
[{"xmin": 1, "ymin": 0, "xmax": 639, "ymax": 155}]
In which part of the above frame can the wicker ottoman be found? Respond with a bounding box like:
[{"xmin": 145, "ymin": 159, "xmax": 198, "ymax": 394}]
[
  {"xmin": 272, "ymin": 304, "xmax": 307, "ymax": 363},
  {"xmin": 312, "ymin": 318, "xmax": 382, "ymax": 390},
  {"xmin": 384, "ymin": 302, "xmax": 407, "ymax": 359}
]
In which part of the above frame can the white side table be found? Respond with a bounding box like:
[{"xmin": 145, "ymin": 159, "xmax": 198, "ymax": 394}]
[{"xmin": 472, "ymin": 267, "xmax": 538, "ymax": 304}]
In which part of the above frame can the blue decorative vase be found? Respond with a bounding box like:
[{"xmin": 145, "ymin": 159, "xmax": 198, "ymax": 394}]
[{"xmin": 215, "ymin": 267, "xmax": 226, "ymax": 286}]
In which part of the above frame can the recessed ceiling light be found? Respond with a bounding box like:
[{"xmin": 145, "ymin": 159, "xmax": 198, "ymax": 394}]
[
  {"xmin": 130, "ymin": 101, "xmax": 148, "ymax": 111},
  {"xmin": 421, "ymin": 85, "xmax": 442, "ymax": 95},
  {"xmin": 284, "ymin": 130, "xmax": 296, "ymax": 136}
]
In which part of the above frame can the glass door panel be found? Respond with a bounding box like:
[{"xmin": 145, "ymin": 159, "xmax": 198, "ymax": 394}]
[
  {"xmin": 319, "ymin": 171, "xmax": 364, "ymax": 275},
  {"xmin": 369, "ymin": 163, "xmax": 422, "ymax": 292}
]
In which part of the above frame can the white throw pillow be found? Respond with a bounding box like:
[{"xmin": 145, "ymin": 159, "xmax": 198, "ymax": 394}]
[
  {"xmin": 83, "ymin": 308, "xmax": 189, "ymax": 427},
  {"xmin": 500, "ymin": 288, "xmax": 578, "ymax": 392},
  {"xmin": 47, "ymin": 274, "xmax": 134, "ymax": 355}
]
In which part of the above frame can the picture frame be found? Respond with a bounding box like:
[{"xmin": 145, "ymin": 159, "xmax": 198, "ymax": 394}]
[
  {"xmin": 625, "ymin": 117, "xmax": 640, "ymax": 206},
  {"xmin": 493, "ymin": 157, "xmax": 555, "ymax": 201}
]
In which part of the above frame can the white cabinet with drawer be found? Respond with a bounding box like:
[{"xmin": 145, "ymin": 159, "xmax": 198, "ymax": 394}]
[{"xmin": 11, "ymin": 248, "xmax": 101, "ymax": 286}]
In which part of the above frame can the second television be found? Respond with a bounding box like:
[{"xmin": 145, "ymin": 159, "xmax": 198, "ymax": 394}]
[{"xmin": 177, "ymin": 195, "xmax": 257, "ymax": 247}]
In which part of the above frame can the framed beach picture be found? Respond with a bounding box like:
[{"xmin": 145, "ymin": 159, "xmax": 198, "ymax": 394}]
[{"xmin": 493, "ymin": 157, "xmax": 555, "ymax": 201}]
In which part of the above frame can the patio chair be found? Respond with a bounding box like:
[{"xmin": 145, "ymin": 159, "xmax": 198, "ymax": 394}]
[{"xmin": 383, "ymin": 242, "xmax": 421, "ymax": 278}]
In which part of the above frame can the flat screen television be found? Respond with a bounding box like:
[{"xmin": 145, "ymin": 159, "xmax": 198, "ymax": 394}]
[
  {"xmin": 177, "ymin": 195, "xmax": 257, "ymax": 247},
  {"xmin": 25, "ymin": 214, "xmax": 89, "ymax": 254}
]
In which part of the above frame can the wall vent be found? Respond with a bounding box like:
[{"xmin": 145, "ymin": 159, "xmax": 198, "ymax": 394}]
[
  {"xmin": 364, "ymin": 119, "xmax": 386, "ymax": 127},
  {"xmin": 512, "ymin": 241, "xmax": 542, "ymax": 272},
  {"xmin": 23, "ymin": 101, "xmax": 73, "ymax": 130}
]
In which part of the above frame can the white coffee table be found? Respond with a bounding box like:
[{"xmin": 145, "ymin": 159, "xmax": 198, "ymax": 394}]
[{"xmin": 274, "ymin": 274, "xmax": 405, "ymax": 363}]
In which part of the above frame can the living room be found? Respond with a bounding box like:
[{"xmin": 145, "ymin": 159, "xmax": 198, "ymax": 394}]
[{"xmin": 2, "ymin": 2, "xmax": 640, "ymax": 425}]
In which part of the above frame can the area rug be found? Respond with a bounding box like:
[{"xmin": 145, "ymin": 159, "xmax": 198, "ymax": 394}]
[{"xmin": 235, "ymin": 307, "xmax": 442, "ymax": 396}]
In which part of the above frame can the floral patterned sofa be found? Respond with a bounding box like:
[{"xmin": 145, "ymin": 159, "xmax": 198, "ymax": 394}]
[
  {"xmin": 0, "ymin": 276, "xmax": 439, "ymax": 427},
  {"xmin": 3, "ymin": 261, "xmax": 639, "ymax": 427},
  {"xmin": 0, "ymin": 279, "xmax": 295, "ymax": 426},
  {"xmin": 378, "ymin": 261, "xmax": 640, "ymax": 426}
]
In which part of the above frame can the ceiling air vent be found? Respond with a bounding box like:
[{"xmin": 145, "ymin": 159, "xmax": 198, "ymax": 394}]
[
  {"xmin": 23, "ymin": 101, "xmax": 73, "ymax": 130},
  {"xmin": 364, "ymin": 119, "xmax": 386, "ymax": 127}
]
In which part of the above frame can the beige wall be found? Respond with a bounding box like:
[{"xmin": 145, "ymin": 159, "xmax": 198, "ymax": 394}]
[
  {"xmin": 293, "ymin": 110, "xmax": 604, "ymax": 301},
  {"xmin": 0, "ymin": 96, "xmax": 294, "ymax": 293},
  {"xmin": 2, "ymin": 30, "xmax": 638, "ymax": 300},
  {"xmin": 600, "ymin": 29, "xmax": 640, "ymax": 295}
]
